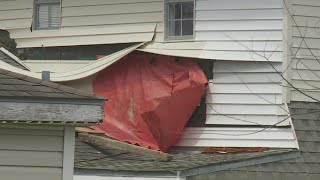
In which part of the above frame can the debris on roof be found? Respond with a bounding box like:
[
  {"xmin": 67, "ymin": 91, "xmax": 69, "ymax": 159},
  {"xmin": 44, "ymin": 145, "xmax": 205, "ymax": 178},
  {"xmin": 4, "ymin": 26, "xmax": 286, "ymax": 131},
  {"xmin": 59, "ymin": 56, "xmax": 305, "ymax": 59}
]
[
  {"xmin": 202, "ymin": 147, "xmax": 269, "ymax": 154},
  {"xmin": 92, "ymin": 52, "xmax": 208, "ymax": 152}
]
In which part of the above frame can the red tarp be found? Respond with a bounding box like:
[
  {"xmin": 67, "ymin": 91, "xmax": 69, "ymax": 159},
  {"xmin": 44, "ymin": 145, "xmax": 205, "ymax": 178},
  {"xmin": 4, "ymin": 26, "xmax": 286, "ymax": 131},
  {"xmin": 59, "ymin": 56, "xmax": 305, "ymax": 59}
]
[{"xmin": 92, "ymin": 53, "xmax": 208, "ymax": 152}]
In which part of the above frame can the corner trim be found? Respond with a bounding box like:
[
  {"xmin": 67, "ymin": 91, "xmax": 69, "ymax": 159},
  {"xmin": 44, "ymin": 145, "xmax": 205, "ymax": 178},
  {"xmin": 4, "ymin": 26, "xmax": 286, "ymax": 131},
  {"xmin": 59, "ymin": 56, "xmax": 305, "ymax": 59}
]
[{"xmin": 63, "ymin": 127, "xmax": 75, "ymax": 180}]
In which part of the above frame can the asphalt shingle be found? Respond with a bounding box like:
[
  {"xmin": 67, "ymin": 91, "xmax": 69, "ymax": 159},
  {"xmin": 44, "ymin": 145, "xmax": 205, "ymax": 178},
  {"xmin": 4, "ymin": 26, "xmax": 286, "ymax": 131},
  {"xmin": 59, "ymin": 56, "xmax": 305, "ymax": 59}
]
[{"xmin": 189, "ymin": 102, "xmax": 320, "ymax": 180}]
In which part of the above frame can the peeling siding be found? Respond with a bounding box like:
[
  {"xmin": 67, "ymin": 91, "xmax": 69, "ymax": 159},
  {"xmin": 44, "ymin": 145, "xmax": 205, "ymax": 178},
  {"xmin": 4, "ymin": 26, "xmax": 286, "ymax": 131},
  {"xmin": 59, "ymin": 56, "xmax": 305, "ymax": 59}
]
[
  {"xmin": 176, "ymin": 61, "xmax": 297, "ymax": 149},
  {"xmin": 0, "ymin": 0, "xmax": 284, "ymax": 62},
  {"xmin": 0, "ymin": 127, "xmax": 64, "ymax": 180},
  {"xmin": 0, "ymin": 0, "xmax": 158, "ymax": 48},
  {"xmin": 290, "ymin": 0, "xmax": 320, "ymax": 102}
]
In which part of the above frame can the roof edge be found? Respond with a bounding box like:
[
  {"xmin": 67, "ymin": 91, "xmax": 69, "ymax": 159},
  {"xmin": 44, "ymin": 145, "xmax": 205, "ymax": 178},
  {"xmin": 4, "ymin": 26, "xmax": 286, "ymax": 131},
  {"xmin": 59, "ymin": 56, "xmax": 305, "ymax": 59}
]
[{"xmin": 180, "ymin": 150, "xmax": 301, "ymax": 177}]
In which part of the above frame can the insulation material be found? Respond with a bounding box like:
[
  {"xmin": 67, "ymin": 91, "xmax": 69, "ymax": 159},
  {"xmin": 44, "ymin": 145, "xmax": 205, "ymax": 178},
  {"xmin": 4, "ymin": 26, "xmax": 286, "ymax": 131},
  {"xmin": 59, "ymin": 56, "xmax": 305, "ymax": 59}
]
[{"xmin": 92, "ymin": 53, "xmax": 208, "ymax": 152}]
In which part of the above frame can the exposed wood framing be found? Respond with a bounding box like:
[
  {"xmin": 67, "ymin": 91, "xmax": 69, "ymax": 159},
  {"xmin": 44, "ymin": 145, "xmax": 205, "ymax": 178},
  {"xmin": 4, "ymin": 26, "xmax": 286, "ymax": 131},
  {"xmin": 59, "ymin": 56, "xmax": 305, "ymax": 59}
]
[{"xmin": 78, "ymin": 133, "xmax": 173, "ymax": 162}]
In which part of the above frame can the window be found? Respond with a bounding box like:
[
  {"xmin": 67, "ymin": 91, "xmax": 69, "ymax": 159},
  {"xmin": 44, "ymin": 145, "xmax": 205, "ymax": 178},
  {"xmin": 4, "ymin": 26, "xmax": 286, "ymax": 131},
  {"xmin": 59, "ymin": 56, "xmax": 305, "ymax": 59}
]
[
  {"xmin": 165, "ymin": 0, "xmax": 194, "ymax": 40},
  {"xmin": 34, "ymin": 0, "xmax": 61, "ymax": 30}
]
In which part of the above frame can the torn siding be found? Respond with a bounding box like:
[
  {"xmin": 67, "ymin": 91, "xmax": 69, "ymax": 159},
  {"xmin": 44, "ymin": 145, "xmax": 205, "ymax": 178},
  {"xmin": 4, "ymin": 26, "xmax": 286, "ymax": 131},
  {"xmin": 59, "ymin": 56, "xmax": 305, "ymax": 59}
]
[
  {"xmin": 0, "ymin": 0, "xmax": 284, "ymax": 62},
  {"xmin": 176, "ymin": 61, "xmax": 297, "ymax": 149},
  {"xmin": 1, "ymin": 0, "xmax": 158, "ymax": 48},
  {"xmin": 289, "ymin": 0, "xmax": 320, "ymax": 102}
]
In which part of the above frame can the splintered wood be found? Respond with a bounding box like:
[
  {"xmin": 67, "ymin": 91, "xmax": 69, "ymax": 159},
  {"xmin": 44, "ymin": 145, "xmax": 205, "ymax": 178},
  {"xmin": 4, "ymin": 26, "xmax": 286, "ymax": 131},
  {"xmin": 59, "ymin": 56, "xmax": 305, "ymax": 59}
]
[{"xmin": 78, "ymin": 133, "xmax": 173, "ymax": 162}]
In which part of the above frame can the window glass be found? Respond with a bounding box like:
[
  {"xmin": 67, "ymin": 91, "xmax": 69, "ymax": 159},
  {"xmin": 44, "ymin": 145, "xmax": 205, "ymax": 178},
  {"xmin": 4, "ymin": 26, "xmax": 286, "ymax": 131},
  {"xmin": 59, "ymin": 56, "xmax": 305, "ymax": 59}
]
[
  {"xmin": 35, "ymin": 0, "xmax": 60, "ymax": 30},
  {"xmin": 166, "ymin": 1, "xmax": 194, "ymax": 39}
]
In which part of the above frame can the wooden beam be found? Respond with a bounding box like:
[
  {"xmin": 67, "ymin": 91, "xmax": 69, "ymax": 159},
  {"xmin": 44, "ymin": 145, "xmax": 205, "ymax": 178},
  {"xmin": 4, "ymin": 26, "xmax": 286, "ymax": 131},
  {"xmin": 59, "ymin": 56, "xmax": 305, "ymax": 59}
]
[
  {"xmin": 0, "ymin": 101, "xmax": 104, "ymax": 122},
  {"xmin": 78, "ymin": 133, "xmax": 173, "ymax": 162},
  {"xmin": 75, "ymin": 127, "xmax": 104, "ymax": 134}
]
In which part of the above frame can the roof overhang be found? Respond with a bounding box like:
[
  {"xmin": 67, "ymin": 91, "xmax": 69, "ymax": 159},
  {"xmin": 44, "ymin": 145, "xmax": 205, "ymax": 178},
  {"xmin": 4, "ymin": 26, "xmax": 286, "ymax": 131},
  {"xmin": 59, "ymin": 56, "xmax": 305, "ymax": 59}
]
[{"xmin": 0, "ymin": 96, "xmax": 105, "ymax": 125}]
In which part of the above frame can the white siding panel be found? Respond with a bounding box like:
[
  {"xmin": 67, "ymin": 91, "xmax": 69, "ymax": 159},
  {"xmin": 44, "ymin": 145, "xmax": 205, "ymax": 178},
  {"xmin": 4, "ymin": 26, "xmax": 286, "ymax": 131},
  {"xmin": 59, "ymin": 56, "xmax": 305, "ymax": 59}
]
[
  {"xmin": 0, "ymin": 150, "xmax": 63, "ymax": 167},
  {"xmin": 212, "ymin": 73, "xmax": 282, "ymax": 83},
  {"xmin": 196, "ymin": 0, "xmax": 282, "ymax": 10},
  {"xmin": 63, "ymin": 0, "xmax": 162, "ymax": 7},
  {"xmin": 208, "ymin": 83, "xmax": 282, "ymax": 94},
  {"xmin": 196, "ymin": 31, "xmax": 283, "ymax": 41},
  {"xmin": 0, "ymin": 0, "xmax": 33, "ymax": 10},
  {"xmin": 196, "ymin": 20, "xmax": 282, "ymax": 31},
  {"xmin": 206, "ymin": 94, "xmax": 282, "ymax": 104},
  {"xmin": 176, "ymin": 127, "xmax": 296, "ymax": 148},
  {"xmin": 0, "ymin": 166, "xmax": 62, "ymax": 180},
  {"xmin": 0, "ymin": 134, "xmax": 63, "ymax": 151},
  {"xmin": 0, "ymin": 127, "xmax": 64, "ymax": 180},
  {"xmin": 199, "ymin": 50, "xmax": 282, "ymax": 62},
  {"xmin": 61, "ymin": 12, "xmax": 162, "ymax": 27},
  {"xmin": 16, "ymin": 32, "xmax": 154, "ymax": 48},
  {"xmin": 62, "ymin": 2, "xmax": 163, "ymax": 16},
  {"xmin": 213, "ymin": 61, "xmax": 282, "ymax": 72},
  {"xmin": 206, "ymin": 104, "xmax": 287, "ymax": 115},
  {"xmin": 196, "ymin": 9, "xmax": 283, "ymax": 21},
  {"xmin": 289, "ymin": 1, "xmax": 320, "ymax": 102},
  {"xmin": 206, "ymin": 115, "xmax": 289, "ymax": 126},
  {"xmin": 205, "ymin": 61, "xmax": 289, "ymax": 128}
]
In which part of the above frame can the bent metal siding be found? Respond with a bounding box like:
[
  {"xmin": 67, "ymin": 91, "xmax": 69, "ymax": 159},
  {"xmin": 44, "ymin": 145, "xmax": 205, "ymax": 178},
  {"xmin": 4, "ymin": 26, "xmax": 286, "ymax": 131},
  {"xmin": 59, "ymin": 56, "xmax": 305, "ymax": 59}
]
[
  {"xmin": 0, "ymin": 127, "xmax": 64, "ymax": 180},
  {"xmin": 0, "ymin": 0, "xmax": 160, "ymax": 48},
  {"xmin": 290, "ymin": 0, "xmax": 320, "ymax": 102},
  {"xmin": 0, "ymin": 0, "xmax": 283, "ymax": 62}
]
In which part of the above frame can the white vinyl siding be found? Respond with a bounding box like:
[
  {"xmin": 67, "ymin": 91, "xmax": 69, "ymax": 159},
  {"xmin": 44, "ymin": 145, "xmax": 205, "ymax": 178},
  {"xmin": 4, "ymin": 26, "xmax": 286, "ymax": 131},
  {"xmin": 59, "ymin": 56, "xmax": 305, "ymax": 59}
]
[
  {"xmin": 289, "ymin": 0, "xmax": 320, "ymax": 102},
  {"xmin": 142, "ymin": 0, "xmax": 284, "ymax": 62},
  {"xmin": 0, "ymin": 0, "xmax": 159, "ymax": 48},
  {"xmin": 176, "ymin": 127, "xmax": 297, "ymax": 148},
  {"xmin": 175, "ymin": 61, "xmax": 297, "ymax": 149},
  {"xmin": 0, "ymin": 127, "xmax": 64, "ymax": 180},
  {"xmin": 34, "ymin": 0, "xmax": 61, "ymax": 30}
]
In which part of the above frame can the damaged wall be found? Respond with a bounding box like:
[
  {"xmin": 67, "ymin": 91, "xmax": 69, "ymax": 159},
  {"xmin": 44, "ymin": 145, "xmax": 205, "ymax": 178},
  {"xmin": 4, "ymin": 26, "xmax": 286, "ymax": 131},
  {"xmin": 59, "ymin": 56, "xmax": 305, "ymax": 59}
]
[
  {"xmin": 0, "ymin": 0, "xmax": 157, "ymax": 48},
  {"xmin": 0, "ymin": 0, "xmax": 283, "ymax": 62}
]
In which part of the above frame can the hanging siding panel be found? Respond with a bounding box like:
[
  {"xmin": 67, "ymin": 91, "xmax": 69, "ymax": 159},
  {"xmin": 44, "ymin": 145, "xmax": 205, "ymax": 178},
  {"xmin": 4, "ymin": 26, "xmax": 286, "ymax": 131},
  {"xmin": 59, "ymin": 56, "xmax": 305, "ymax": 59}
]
[{"xmin": 2, "ymin": 0, "xmax": 159, "ymax": 48}]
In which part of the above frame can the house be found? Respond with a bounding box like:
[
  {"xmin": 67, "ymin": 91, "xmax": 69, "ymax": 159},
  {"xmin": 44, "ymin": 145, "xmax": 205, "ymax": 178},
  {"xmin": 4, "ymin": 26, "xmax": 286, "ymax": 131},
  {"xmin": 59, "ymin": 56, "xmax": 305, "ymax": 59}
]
[
  {"xmin": 0, "ymin": 55, "xmax": 105, "ymax": 180},
  {"xmin": 0, "ymin": 0, "xmax": 319, "ymax": 179}
]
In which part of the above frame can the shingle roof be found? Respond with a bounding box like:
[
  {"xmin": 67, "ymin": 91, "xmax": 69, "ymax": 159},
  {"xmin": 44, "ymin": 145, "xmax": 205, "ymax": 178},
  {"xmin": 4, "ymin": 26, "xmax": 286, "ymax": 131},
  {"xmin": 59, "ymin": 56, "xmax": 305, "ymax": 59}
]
[
  {"xmin": 0, "ymin": 67, "xmax": 104, "ymax": 125},
  {"xmin": 0, "ymin": 48, "xmax": 28, "ymax": 70},
  {"xmin": 189, "ymin": 102, "xmax": 320, "ymax": 180},
  {"xmin": 0, "ymin": 67, "xmax": 96, "ymax": 98},
  {"xmin": 74, "ymin": 138, "xmax": 297, "ymax": 176}
]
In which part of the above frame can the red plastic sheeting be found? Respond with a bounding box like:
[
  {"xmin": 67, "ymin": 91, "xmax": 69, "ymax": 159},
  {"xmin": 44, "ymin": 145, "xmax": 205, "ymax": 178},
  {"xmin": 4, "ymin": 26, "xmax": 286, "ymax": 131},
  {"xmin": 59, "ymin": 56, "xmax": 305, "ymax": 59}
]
[{"xmin": 92, "ymin": 53, "xmax": 208, "ymax": 152}]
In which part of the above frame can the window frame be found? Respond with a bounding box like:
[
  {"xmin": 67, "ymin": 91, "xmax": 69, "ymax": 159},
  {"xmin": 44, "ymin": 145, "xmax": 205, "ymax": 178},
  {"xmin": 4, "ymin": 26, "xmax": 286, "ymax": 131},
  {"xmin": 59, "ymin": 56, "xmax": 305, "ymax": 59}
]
[
  {"xmin": 33, "ymin": 0, "xmax": 61, "ymax": 30},
  {"xmin": 164, "ymin": 0, "xmax": 195, "ymax": 41}
]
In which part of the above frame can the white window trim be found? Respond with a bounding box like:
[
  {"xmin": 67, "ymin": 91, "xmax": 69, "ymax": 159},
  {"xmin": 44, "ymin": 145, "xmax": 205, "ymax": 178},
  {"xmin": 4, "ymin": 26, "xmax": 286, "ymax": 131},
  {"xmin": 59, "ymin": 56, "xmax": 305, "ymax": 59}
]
[
  {"xmin": 33, "ymin": 0, "xmax": 61, "ymax": 30},
  {"xmin": 164, "ymin": 0, "xmax": 195, "ymax": 41}
]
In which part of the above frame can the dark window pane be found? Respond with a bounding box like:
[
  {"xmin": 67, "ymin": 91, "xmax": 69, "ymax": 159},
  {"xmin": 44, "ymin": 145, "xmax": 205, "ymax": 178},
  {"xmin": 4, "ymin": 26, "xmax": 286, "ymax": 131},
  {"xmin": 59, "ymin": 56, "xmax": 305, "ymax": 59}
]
[
  {"xmin": 182, "ymin": 20, "xmax": 193, "ymax": 36},
  {"xmin": 174, "ymin": 3, "xmax": 181, "ymax": 19},
  {"xmin": 168, "ymin": 3, "xmax": 175, "ymax": 19},
  {"xmin": 169, "ymin": 20, "xmax": 181, "ymax": 36},
  {"xmin": 182, "ymin": 2, "xmax": 194, "ymax": 19},
  {"xmin": 38, "ymin": 4, "xmax": 49, "ymax": 28}
]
